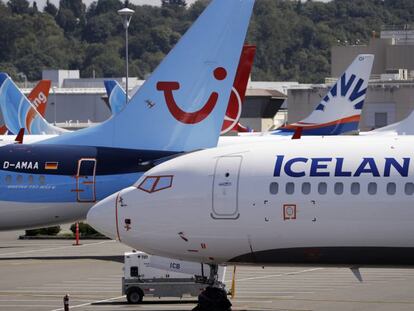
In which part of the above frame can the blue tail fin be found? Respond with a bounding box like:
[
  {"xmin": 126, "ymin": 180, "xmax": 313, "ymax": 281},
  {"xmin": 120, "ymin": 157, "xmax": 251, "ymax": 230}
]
[
  {"xmin": 276, "ymin": 54, "xmax": 374, "ymax": 135},
  {"xmin": 0, "ymin": 73, "xmax": 67, "ymax": 135},
  {"xmin": 104, "ymin": 80, "xmax": 128, "ymax": 116},
  {"xmin": 41, "ymin": 0, "xmax": 255, "ymax": 151}
]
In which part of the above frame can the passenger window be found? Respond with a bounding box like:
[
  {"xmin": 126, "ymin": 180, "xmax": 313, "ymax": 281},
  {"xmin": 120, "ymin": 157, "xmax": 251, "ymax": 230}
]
[
  {"xmin": 16, "ymin": 175, "xmax": 23, "ymax": 184},
  {"xmin": 286, "ymin": 182, "xmax": 294, "ymax": 195},
  {"xmin": 28, "ymin": 175, "xmax": 34, "ymax": 185},
  {"xmin": 351, "ymin": 182, "xmax": 360, "ymax": 195},
  {"xmin": 5, "ymin": 175, "xmax": 11, "ymax": 185},
  {"xmin": 334, "ymin": 182, "xmax": 343, "ymax": 195},
  {"xmin": 301, "ymin": 182, "xmax": 311, "ymax": 195},
  {"xmin": 269, "ymin": 182, "xmax": 278, "ymax": 195},
  {"xmin": 318, "ymin": 182, "xmax": 327, "ymax": 195},
  {"xmin": 39, "ymin": 175, "xmax": 46, "ymax": 185},
  {"xmin": 405, "ymin": 183, "xmax": 414, "ymax": 195},
  {"xmin": 387, "ymin": 182, "xmax": 396, "ymax": 195},
  {"xmin": 368, "ymin": 182, "xmax": 377, "ymax": 195}
]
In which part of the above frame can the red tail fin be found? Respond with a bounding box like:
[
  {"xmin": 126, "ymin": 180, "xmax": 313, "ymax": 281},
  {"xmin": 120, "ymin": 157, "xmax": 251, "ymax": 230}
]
[
  {"xmin": 221, "ymin": 45, "xmax": 256, "ymax": 134},
  {"xmin": 235, "ymin": 122, "xmax": 252, "ymax": 133},
  {"xmin": 0, "ymin": 125, "xmax": 7, "ymax": 135},
  {"xmin": 27, "ymin": 80, "xmax": 51, "ymax": 117},
  {"xmin": 292, "ymin": 127, "xmax": 303, "ymax": 140},
  {"xmin": 15, "ymin": 128, "xmax": 24, "ymax": 144}
]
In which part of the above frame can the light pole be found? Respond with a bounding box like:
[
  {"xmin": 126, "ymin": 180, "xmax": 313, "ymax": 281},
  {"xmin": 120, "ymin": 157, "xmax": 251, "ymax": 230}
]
[{"xmin": 118, "ymin": 7, "xmax": 135, "ymax": 107}]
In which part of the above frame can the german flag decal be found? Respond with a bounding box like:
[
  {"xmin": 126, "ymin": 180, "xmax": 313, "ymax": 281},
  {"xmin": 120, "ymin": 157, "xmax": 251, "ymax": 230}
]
[{"xmin": 45, "ymin": 162, "xmax": 59, "ymax": 170}]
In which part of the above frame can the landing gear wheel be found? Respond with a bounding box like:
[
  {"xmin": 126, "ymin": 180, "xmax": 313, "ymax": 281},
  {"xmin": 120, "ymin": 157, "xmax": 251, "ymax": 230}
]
[
  {"xmin": 192, "ymin": 286, "xmax": 232, "ymax": 311},
  {"xmin": 126, "ymin": 287, "xmax": 143, "ymax": 304}
]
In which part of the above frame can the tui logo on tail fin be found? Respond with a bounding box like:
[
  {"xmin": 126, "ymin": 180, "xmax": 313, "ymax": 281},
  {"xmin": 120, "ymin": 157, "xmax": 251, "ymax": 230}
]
[{"xmin": 157, "ymin": 67, "xmax": 227, "ymax": 124}]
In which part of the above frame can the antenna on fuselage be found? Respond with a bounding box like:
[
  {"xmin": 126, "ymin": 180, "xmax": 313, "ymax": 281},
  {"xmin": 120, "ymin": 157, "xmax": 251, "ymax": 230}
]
[{"xmin": 15, "ymin": 128, "xmax": 24, "ymax": 144}]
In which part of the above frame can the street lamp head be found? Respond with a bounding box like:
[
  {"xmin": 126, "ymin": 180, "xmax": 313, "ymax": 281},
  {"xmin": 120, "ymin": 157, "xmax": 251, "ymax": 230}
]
[{"xmin": 118, "ymin": 7, "xmax": 135, "ymax": 29}]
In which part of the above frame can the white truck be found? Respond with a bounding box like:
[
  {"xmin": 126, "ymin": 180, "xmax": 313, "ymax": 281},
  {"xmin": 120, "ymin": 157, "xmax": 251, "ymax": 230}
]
[{"xmin": 122, "ymin": 251, "xmax": 226, "ymax": 303}]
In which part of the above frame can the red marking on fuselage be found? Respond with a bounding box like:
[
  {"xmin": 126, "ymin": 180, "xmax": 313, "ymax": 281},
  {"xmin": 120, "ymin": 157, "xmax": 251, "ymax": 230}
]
[{"xmin": 157, "ymin": 67, "xmax": 227, "ymax": 124}]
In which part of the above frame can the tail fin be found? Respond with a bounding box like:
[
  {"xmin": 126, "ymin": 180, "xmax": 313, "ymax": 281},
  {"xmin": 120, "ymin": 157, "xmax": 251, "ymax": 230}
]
[
  {"xmin": 0, "ymin": 125, "xmax": 7, "ymax": 135},
  {"xmin": 276, "ymin": 54, "xmax": 374, "ymax": 135},
  {"xmin": 27, "ymin": 80, "xmax": 51, "ymax": 117},
  {"xmin": 0, "ymin": 73, "xmax": 68, "ymax": 135},
  {"xmin": 221, "ymin": 45, "xmax": 256, "ymax": 135},
  {"xmin": 104, "ymin": 80, "xmax": 128, "ymax": 116},
  {"xmin": 235, "ymin": 122, "xmax": 253, "ymax": 133},
  {"xmin": 41, "ymin": 0, "xmax": 255, "ymax": 151},
  {"xmin": 365, "ymin": 110, "xmax": 414, "ymax": 135}
]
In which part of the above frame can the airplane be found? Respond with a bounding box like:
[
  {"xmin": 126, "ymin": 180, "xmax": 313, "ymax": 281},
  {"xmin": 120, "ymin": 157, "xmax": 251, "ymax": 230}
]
[
  {"xmin": 0, "ymin": 0, "xmax": 255, "ymax": 231},
  {"xmin": 0, "ymin": 45, "xmax": 254, "ymax": 137},
  {"xmin": 269, "ymin": 54, "xmax": 374, "ymax": 136},
  {"xmin": 217, "ymin": 53, "xmax": 374, "ymax": 147},
  {"xmin": 0, "ymin": 79, "xmax": 51, "ymax": 135},
  {"xmin": 0, "ymin": 45, "xmax": 256, "ymax": 145},
  {"xmin": 106, "ymin": 53, "xmax": 374, "ymax": 139},
  {"xmin": 0, "ymin": 74, "xmax": 67, "ymax": 135},
  {"xmin": 0, "ymin": 53, "xmax": 373, "ymax": 142},
  {"xmin": 104, "ymin": 45, "xmax": 256, "ymax": 135},
  {"xmin": 87, "ymin": 134, "xmax": 414, "ymax": 310},
  {"xmin": 361, "ymin": 110, "xmax": 414, "ymax": 136}
]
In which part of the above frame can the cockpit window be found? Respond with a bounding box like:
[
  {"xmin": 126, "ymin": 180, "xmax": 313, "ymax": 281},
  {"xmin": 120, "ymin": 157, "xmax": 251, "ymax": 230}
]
[
  {"xmin": 137, "ymin": 175, "xmax": 173, "ymax": 193},
  {"xmin": 138, "ymin": 177, "xmax": 157, "ymax": 192}
]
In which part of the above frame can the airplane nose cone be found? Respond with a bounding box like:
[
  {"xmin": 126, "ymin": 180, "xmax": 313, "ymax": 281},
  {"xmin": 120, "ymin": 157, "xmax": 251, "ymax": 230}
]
[{"xmin": 87, "ymin": 193, "xmax": 118, "ymax": 240}]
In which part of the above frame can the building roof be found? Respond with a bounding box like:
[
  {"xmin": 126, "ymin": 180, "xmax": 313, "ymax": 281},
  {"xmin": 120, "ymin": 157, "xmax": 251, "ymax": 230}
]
[{"xmin": 246, "ymin": 88, "xmax": 286, "ymax": 99}]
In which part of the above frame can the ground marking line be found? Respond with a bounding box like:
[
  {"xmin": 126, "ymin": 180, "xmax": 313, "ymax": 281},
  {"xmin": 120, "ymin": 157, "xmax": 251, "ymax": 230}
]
[
  {"xmin": 0, "ymin": 240, "xmax": 114, "ymax": 256},
  {"xmin": 226, "ymin": 267, "xmax": 324, "ymax": 283},
  {"xmin": 50, "ymin": 295, "xmax": 124, "ymax": 311}
]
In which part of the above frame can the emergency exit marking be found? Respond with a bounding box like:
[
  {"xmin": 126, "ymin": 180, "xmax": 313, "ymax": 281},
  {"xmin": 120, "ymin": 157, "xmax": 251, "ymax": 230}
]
[{"xmin": 283, "ymin": 204, "xmax": 296, "ymax": 220}]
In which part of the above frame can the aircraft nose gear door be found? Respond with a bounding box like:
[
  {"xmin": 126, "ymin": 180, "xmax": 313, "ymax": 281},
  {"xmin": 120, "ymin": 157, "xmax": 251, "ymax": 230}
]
[
  {"xmin": 211, "ymin": 156, "xmax": 242, "ymax": 220},
  {"xmin": 76, "ymin": 158, "xmax": 97, "ymax": 202}
]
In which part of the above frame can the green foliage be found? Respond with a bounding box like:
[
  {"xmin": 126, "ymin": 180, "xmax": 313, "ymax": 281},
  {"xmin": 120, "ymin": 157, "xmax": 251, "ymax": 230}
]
[
  {"xmin": 161, "ymin": 0, "xmax": 187, "ymax": 8},
  {"xmin": 44, "ymin": 0, "xmax": 58, "ymax": 17},
  {"xmin": 7, "ymin": 0, "xmax": 30, "ymax": 14},
  {"xmin": 3, "ymin": 0, "xmax": 414, "ymax": 83},
  {"xmin": 70, "ymin": 222, "xmax": 103, "ymax": 236},
  {"xmin": 25, "ymin": 226, "xmax": 61, "ymax": 236}
]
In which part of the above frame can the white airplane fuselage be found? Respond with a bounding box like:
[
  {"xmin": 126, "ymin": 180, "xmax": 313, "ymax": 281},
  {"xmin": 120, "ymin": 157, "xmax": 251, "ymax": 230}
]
[{"xmin": 88, "ymin": 136, "xmax": 414, "ymax": 266}]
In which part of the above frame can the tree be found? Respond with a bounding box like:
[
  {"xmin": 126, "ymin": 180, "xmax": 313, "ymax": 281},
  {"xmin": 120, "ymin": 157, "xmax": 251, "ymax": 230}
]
[
  {"xmin": 83, "ymin": 13, "xmax": 118, "ymax": 43},
  {"xmin": 44, "ymin": 0, "xmax": 58, "ymax": 17},
  {"xmin": 161, "ymin": 0, "xmax": 187, "ymax": 7},
  {"xmin": 57, "ymin": 0, "xmax": 86, "ymax": 35},
  {"xmin": 32, "ymin": 1, "xmax": 38, "ymax": 13},
  {"xmin": 59, "ymin": 0, "xmax": 86, "ymax": 18},
  {"xmin": 7, "ymin": 0, "xmax": 30, "ymax": 14},
  {"xmin": 95, "ymin": 0, "xmax": 123, "ymax": 15}
]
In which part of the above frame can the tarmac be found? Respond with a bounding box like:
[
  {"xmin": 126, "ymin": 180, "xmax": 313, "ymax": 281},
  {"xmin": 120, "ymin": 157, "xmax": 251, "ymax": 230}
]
[{"xmin": 1, "ymin": 230, "xmax": 414, "ymax": 311}]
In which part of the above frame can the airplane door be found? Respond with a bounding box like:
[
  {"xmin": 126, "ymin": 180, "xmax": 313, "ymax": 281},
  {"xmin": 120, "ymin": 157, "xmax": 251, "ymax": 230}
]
[
  {"xmin": 211, "ymin": 156, "xmax": 242, "ymax": 219},
  {"xmin": 76, "ymin": 158, "xmax": 97, "ymax": 202}
]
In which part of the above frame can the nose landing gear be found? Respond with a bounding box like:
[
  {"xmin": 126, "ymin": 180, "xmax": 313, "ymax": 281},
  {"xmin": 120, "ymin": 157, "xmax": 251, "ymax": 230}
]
[{"xmin": 192, "ymin": 264, "xmax": 232, "ymax": 311}]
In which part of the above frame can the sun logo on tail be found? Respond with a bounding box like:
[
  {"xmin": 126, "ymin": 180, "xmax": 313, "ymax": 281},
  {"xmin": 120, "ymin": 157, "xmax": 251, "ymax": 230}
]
[
  {"xmin": 157, "ymin": 67, "xmax": 227, "ymax": 124},
  {"xmin": 316, "ymin": 73, "xmax": 367, "ymax": 112},
  {"xmin": 221, "ymin": 87, "xmax": 242, "ymax": 134}
]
